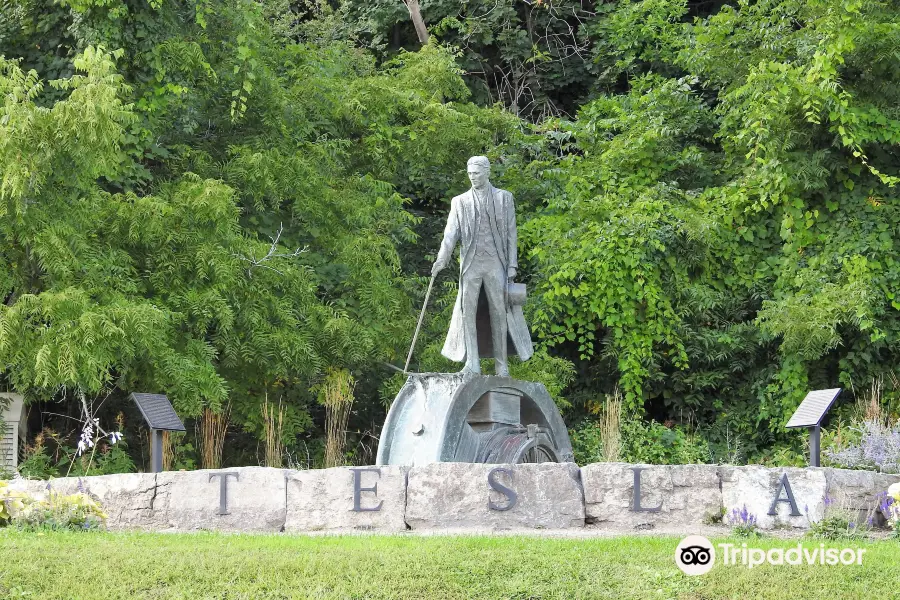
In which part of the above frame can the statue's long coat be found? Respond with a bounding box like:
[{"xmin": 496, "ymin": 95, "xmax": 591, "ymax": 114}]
[{"xmin": 435, "ymin": 186, "xmax": 534, "ymax": 363}]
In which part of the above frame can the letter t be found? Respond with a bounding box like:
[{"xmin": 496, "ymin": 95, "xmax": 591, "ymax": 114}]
[{"xmin": 209, "ymin": 472, "xmax": 239, "ymax": 515}]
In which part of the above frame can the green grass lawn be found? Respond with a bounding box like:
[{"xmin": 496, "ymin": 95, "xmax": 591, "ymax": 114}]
[{"xmin": 1, "ymin": 530, "xmax": 898, "ymax": 599}]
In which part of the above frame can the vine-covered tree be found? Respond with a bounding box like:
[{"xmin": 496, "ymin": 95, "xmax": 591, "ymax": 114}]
[{"xmin": 511, "ymin": 0, "xmax": 900, "ymax": 459}]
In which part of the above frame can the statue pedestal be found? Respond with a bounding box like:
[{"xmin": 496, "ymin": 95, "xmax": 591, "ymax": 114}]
[{"xmin": 376, "ymin": 373, "xmax": 573, "ymax": 466}]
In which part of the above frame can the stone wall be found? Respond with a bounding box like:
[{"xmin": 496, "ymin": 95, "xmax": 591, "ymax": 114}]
[{"xmin": 4, "ymin": 463, "xmax": 897, "ymax": 533}]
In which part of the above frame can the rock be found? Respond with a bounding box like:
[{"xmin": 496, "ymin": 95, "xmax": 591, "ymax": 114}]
[
  {"xmin": 405, "ymin": 462, "xmax": 584, "ymax": 530},
  {"xmin": 156, "ymin": 467, "xmax": 287, "ymax": 532},
  {"xmin": 721, "ymin": 466, "xmax": 826, "ymax": 529},
  {"xmin": 284, "ymin": 466, "xmax": 408, "ymax": 532},
  {"xmin": 3, "ymin": 477, "xmax": 52, "ymax": 498},
  {"xmin": 10, "ymin": 463, "xmax": 896, "ymax": 534},
  {"xmin": 582, "ymin": 463, "xmax": 723, "ymax": 530},
  {"xmin": 822, "ymin": 469, "xmax": 900, "ymax": 526},
  {"xmin": 46, "ymin": 473, "xmax": 164, "ymax": 530}
]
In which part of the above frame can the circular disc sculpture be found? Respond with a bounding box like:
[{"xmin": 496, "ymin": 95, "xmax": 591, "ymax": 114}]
[{"xmin": 376, "ymin": 373, "xmax": 573, "ymax": 466}]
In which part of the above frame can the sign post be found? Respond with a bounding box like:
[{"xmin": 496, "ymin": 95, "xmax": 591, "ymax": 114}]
[
  {"xmin": 785, "ymin": 388, "xmax": 842, "ymax": 467},
  {"xmin": 130, "ymin": 393, "xmax": 186, "ymax": 473}
]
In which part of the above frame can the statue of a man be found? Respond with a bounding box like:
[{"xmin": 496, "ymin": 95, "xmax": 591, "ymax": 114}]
[{"xmin": 432, "ymin": 156, "xmax": 533, "ymax": 375}]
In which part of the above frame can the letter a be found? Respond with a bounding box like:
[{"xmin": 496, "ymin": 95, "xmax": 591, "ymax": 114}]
[{"xmin": 767, "ymin": 473, "xmax": 801, "ymax": 516}]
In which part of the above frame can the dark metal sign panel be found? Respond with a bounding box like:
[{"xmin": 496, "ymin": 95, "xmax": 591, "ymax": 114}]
[
  {"xmin": 785, "ymin": 388, "xmax": 842, "ymax": 429},
  {"xmin": 130, "ymin": 393, "xmax": 186, "ymax": 431}
]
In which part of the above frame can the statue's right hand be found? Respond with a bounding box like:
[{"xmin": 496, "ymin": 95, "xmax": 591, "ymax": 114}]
[{"xmin": 431, "ymin": 261, "xmax": 446, "ymax": 276}]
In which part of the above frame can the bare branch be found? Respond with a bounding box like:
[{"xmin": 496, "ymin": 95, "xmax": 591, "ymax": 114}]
[
  {"xmin": 459, "ymin": 0, "xmax": 595, "ymax": 119},
  {"xmin": 233, "ymin": 223, "xmax": 308, "ymax": 278}
]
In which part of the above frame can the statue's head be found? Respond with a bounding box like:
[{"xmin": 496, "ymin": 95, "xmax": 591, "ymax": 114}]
[{"xmin": 467, "ymin": 156, "xmax": 491, "ymax": 189}]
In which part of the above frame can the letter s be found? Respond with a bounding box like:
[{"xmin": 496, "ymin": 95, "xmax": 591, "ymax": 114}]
[{"xmin": 487, "ymin": 467, "xmax": 517, "ymax": 511}]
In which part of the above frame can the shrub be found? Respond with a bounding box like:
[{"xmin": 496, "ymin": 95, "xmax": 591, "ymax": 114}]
[
  {"xmin": 16, "ymin": 428, "xmax": 136, "ymax": 479},
  {"xmin": 65, "ymin": 443, "xmax": 136, "ymax": 477},
  {"xmin": 15, "ymin": 491, "xmax": 105, "ymax": 532},
  {"xmin": 0, "ymin": 480, "xmax": 107, "ymax": 531},
  {"xmin": 807, "ymin": 495, "xmax": 870, "ymax": 541},
  {"xmin": 570, "ymin": 417, "xmax": 710, "ymax": 465},
  {"xmin": 570, "ymin": 419, "xmax": 605, "ymax": 465},
  {"xmin": 16, "ymin": 444, "xmax": 57, "ymax": 480},
  {"xmin": 757, "ymin": 445, "xmax": 807, "ymax": 468},
  {"xmin": 0, "ymin": 481, "xmax": 27, "ymax": 524},
  {"xmin": 619, "ymin": 420, "xmax": 710, "ymax": 465},
  {"xmin": 727, "ymin": 505, "xmax": 760, "ymax": 538},
  {"xmin": 825, "ymin": 420, "xmax": 900, "ymax": 473},
  {"xmin": 807, "ymin": 513, "xmax": 868, "ymax": 541}
]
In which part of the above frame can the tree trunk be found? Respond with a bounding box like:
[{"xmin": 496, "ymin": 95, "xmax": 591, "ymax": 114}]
[{"xmin": 403, "ymin": 0, "xmax": 430, "ymax": 44}]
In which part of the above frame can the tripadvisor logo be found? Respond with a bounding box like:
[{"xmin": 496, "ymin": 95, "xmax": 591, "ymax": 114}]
[
  {"xmin": 675, "ymin": 535, "xmax": 716, "ymax": 575},
  {"xmin": 675, "ymin": 536, "xmax": 867, "ymax": 575}
]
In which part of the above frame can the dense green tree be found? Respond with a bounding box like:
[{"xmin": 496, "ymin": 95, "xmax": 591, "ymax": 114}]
[
  {"xmin": 513, "ymin": 0, "xmax": 900, "ymax": 459},
  {"xmin": 2, "ymin": 0, "xmax": 898, "ymax": 469},
  {"xmin": 337, "ymin": 0, "xmax": 599, "ymax": 118},
  {"xmin": 0, "ymin": 1, "xmax": 524, "ymax": 467}
]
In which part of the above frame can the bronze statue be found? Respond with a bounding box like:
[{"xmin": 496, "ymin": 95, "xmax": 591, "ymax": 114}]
[{"xmin": 432, "ymin": 156, "xmax": 533, "ymax": 376}]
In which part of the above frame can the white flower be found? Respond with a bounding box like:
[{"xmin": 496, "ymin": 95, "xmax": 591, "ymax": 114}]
[
  {"xmin": 76, "ymin": 427, "xmax": 95, "ymax": 456},
  {"xmin": 108, "ymin": 431, "xmax": 124, "ymax": 444}
]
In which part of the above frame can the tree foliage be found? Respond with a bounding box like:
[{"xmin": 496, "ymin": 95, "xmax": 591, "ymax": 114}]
[
  {"xmin": 337, "ymin": 0, "xmax": 599, "ymax": 118},
  {"xmin": 1, "ymin": 0, "xmax": 899, "ymax": 466},
  {"xmin": 0, "ymin": 0, "xmax": 520, "ymax": 462},
  {"xmin": 509, "ymin": 0, "xmax": 900, "ymax": 458}
]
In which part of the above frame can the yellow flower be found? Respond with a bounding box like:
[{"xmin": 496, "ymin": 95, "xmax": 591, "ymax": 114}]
[
  {"xmin": 889, "ymin": 482, "xmax": 900, "ymax": 502},
  {"xmin": 0, "ymin": 485, "xmax": 27, "ymax": 521}
]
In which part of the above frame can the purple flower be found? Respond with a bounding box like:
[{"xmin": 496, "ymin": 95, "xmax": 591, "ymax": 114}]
[
  {"xmin": 730, "ymin": 504, "xmax": 757, "ymax": 526},
  {"xmin": 824, "ymin": 495, "xmax": 834, "ymax": 507},
  {"xmin": 825, "ymin": 420, "xmax": 900, "ymax": 472}
]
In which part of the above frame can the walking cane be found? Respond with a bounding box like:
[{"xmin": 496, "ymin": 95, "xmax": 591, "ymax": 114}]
[{"xmin": 403, "ymin": 274, "xmax": 436, "ymax": 373}]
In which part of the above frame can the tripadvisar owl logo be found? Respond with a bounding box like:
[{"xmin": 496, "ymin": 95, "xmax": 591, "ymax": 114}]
[
  {"xmin": 680, "ymin": 545, "xmax": 711, "ymax": 565},
  {"xmin": 675, "ymin": 536, "xmax": 716, "ymax": 575}
]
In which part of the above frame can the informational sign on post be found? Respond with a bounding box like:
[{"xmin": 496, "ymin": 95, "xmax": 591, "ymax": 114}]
[
  {"xmin": 130, "ymin": 393, "xmax": 185, "ymax": 473},
  {"xmin": 786, "ymin": 388, "xmax": 842, "ymax": 467}
]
